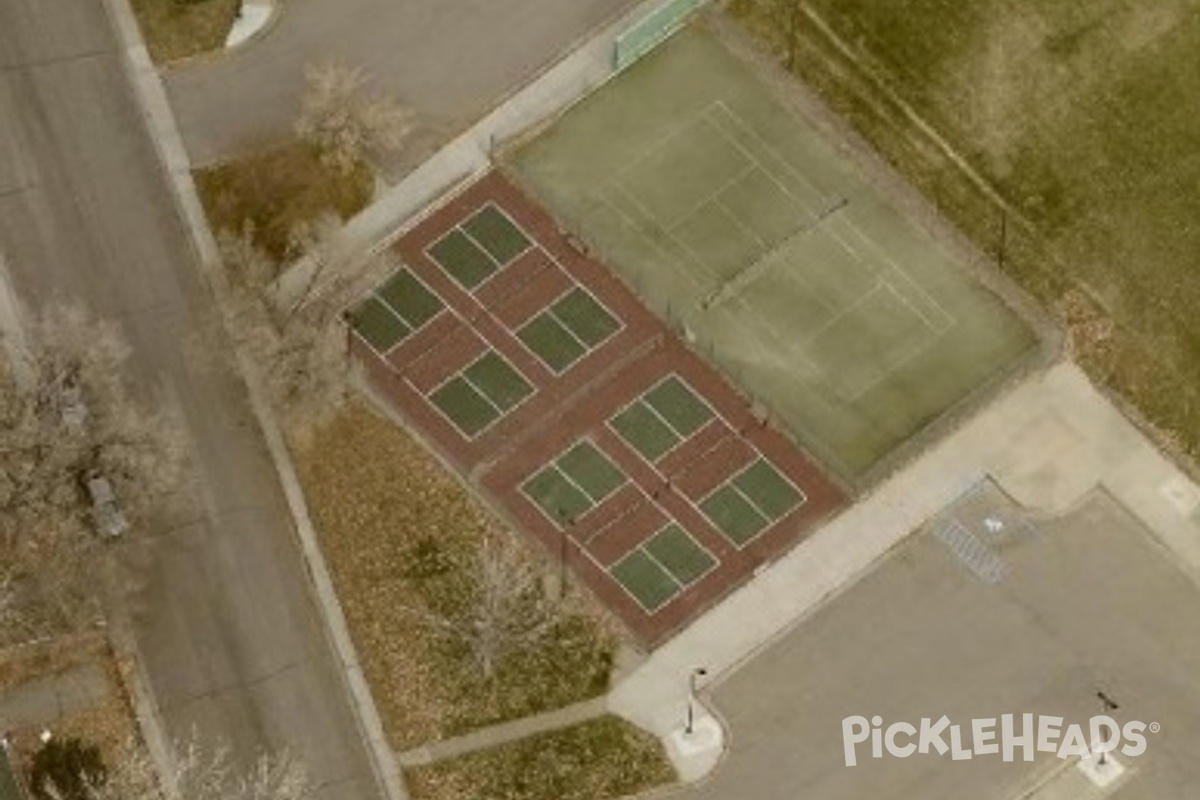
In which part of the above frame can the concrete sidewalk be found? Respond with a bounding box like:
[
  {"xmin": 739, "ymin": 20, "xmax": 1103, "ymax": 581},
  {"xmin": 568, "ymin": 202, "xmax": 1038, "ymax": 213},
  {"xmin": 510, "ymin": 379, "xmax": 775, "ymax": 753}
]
[
  {"xmin": 397, "ymin": 697, "xmax": 607, "ymax": 768},
  {"xmin": 609, "ymin": 361, "xmax": 1200, "ymax": 780}
]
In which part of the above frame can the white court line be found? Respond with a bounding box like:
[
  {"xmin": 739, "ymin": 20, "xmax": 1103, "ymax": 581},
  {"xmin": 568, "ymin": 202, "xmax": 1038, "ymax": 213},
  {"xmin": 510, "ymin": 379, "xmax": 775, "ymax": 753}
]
[
  {"xmin": 459, "ymin": 202, "xmax": 538, "ymax": 295},
  {"xmin": 713, "ymin": 195, "xmax": 768, "ymax": 252},
  {"xmin": 835, "ymin": 218, "xmax": 957, "ymax": 333},
  {"xmin": 658, "ymin": 158, "xmax": 757, "ymax": 232},
  {"xmin": 638, "ymin": 545, "xmax": 685, "ymax": 590},
  {"xmin": 708, "ymin": 100, "xmax": 827, "ymax": 209},
  {"xmin": 642, "ymin": 521, "xmax": 721, "ymax": 588},
  {"xmin": 641, "ymin": 373, "xmax": 720, "ymax": 438},
  {"xmin": 520, "ymin": 463, "xmax": 597, "ymax": 528},
  {"xmin": 691, "ymin": 453, "xmax": 809, "ymax": 550},
  {"xmin": 609, "ymin": 182, "xmax": 711, "ymax": 277},
  {"xmin": 347, "ymin": 316, "xmax": 396, "ymax": 364},
  {"xmin": 604, "ymin": 373, "xmax": 730, "ymax": 469},
  {"xmin": 545, "ymin": 283, "xmax": 623, "ymax": 353},
  {"xmin": 506, "ymin": 253, "xmax": 629, "ymax": 375},
  {"xmin": 799, "ymin": 280, "xmax": 885, "ymax": 346},
  {"xmin": 458, "ymin": 368, "xmax": 505, "ymax": 417},
  {"xmin": 585, "ymin": 481, "xmax": 710, "ymax": 614},
  {"xmin": 574, "ymin": 460, "xmax": 740, "ymax": 613},
  {"xmin": 833, "ymin": 296, "xmax": 946, "ymax": 402},
  {"xmin": 604, "ymin": 398, "xmax": 680, "ymax": 467},
  {"xmin": 423, "ymin": 346, "xmax": 537, "ymax": 441},
  {"xmin": 725, "ymin": 456, "xmax": 809, "ymax": 517},
  {"xmin": 595, "ymin": 191, "xmax": 710, "ymax": 298},
  {"xmin": 514, "ymin": 303, "xmax": 591, "ymax": 376},
  {"xmin": 614, "ymin": 105, "xmax": 717, "ymax": 185},
  {"xmin": 521, "ymin": 435, "xmax": 632, "ymax": 528},
  {"xmin": 466, "ymin": 201, "xmax": 537, "ymax": 265},
  {"xmin": 563, "ymin": 436, "xmax": 630, "ymax": 504},
  {"xmin": 693, "ymin": 478, "xmax": 770, "ymax": 547},
  {"xmin": 375, "ymin": 268, "xmax": 453, "ymax": 356},
  {"xmin": 582, "ymin": 482, "xmax": 660, "ymax": 546},
  {"xmin": 344, "ymin": 280, "xmax": 415, "ymax": 361},
  {"xmin": 613, "ymin": 111, "xmax": 759, "ymax": 232},
  {"xmin": 423, "ymin": 224, "xmax": 502, "ymax": 292},
  {"xmin": 590, "ymin": 544, "xmax": 676, "ymax": 614},
  {"xmin": 541, "ymin": 253, "xmax": 628, "ymax": 342}
]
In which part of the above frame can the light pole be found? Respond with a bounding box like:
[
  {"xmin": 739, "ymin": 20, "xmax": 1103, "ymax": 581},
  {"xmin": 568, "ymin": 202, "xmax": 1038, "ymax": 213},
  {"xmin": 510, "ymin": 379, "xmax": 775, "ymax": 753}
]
[
  {"xmin": 685, "ymin": 667, "xmax": 708, "ymax": 735},
  {"xmin": 1096, "ymin": 690, "xmax": 1119, "ymax": 766}
]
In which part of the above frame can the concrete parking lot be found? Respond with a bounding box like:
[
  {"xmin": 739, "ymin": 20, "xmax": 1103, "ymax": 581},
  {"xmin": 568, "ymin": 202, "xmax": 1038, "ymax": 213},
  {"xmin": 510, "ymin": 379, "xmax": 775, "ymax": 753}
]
[
  {"xmin": 683, "ymin": 484, "xmax": 1200, "ymax": 799},
  {"xmin": 163, "ymin": 0, "xmax": 642, "ymax": 176}
]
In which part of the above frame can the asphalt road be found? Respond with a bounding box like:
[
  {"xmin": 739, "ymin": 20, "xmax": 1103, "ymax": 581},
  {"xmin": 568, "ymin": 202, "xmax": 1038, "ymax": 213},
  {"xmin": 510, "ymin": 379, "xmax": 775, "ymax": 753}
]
[
  {"xmin": 163, "ymin": 0, "xmax": 641, "ymax": 176},
  {"xmin": 683, "ymin": 487, "xmax": 1200, "ymax": 799},
  {"xmin": 0, "ymin": 3, "xmax": 379, "ymax": 797}
]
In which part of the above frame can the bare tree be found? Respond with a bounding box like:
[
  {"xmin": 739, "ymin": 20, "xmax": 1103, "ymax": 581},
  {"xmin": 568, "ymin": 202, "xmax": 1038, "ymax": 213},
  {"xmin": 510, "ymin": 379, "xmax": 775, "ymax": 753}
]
[
  {"xmin": 0, "ymin": 303, "xmax": 186, "ymax": 645},
  {"xmin": 294, "ymin": 61, "xmax": 413, "ymax": 176},
  {"xmin": 420, "ymin": 530, "xmax": 561, "ymax": 680},
  {"xmin": 217, "ymin": 222, "xmax": 354, "ymax": 422}
]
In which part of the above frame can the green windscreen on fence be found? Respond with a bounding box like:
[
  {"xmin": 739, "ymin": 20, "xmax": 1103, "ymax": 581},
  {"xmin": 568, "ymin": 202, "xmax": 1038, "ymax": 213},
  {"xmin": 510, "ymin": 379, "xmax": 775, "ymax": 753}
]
[{"xmin": 613, "ymin": 0, "xmax": 706, "ymax": 70}]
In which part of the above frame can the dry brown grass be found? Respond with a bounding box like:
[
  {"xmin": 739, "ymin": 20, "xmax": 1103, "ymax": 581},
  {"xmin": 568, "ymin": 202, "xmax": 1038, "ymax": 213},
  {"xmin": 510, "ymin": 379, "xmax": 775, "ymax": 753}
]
[
  {"xmin": 194, "ymin": 140, "xmax": 374, "ymax": 267},
  {"xmin": 129, "ymin": 0, "xmax": 241, "ymax": 65},
  {"xmin": 406, "ymin": 716, "xmax": 676, "ymax": 800},
  {"xmin": 0, "ymin": 632, "xmax": 108, "ymax": 694},
  {"xmin": 292, "ymin": 402, "xmax": 616, "ymax": 749},
  {"xmin": 726, "ymin": 0, "xmax": 1200, "ymax": 470}
]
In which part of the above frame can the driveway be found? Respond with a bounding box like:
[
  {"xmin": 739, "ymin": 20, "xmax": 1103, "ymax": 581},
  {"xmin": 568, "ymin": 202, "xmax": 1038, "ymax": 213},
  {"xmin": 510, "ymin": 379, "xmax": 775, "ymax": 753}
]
[
  {"xmin": 0, "ymin": 2, "xmax": 378, "ymax": 797},
  {"xmin": 163, "ymin": 0, "xmax": 642, "ymax": 175}
]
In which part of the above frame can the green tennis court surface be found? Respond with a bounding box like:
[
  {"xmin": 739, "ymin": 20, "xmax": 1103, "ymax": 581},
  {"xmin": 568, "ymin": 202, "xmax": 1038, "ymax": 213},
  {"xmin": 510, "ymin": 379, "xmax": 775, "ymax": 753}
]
[
  {"xmin": 461, "ymin": 204, "xmax": 531, "ymax": 263},
  {"xmin": 610, "ymin": 374, "xmax": 714, "ymax": 461},
  {"xmin": 517, "ymin": 288, "xmax": 621, "ymax": 373},
  {"xmin": 612, "ymin": 523, "xmax": 715, "ymax": 611},
  {"xmin": 349, "ymin": 269, "xmax": 446, "ymax": 352},
  {"xmin": 427, "ymin": 204, "xmax": 532, "ymax": 290},
  {"xmin": 429, "ymin": 350, "xmax": 533, "ymax": 437},
  {"xmin": 522, "ymin": 439, "xmax": 627, "ymax": 523},
  {"xmin": 700, "ymin": 458, "xmax": 804, "ymax": 547},
  {"xmin": 510, "ymin": 26, "xmax": 1037, "ymax": 480}
]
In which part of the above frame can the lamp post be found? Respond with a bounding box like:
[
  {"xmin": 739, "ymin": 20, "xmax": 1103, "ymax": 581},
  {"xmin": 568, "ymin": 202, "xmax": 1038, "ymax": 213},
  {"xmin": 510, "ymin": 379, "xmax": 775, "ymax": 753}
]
[
  {"xmin": 685, "ymin": 667, "xmax": 708, "ymax": 735},
  {"xmin": 1096, "ymin": 690, "xmax": 1119, "ymax": 766}
]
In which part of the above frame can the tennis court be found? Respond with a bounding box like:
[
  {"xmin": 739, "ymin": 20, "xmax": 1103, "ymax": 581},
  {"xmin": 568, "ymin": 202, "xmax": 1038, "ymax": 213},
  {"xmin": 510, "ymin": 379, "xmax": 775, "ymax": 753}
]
[
  {"xmin": 425, "ymin": 203, "xmax": 533, "ymax": 290},
  {"xmin": 427, "ymin": 349, "xmax": 534, "ymax": 437},
  {"xmin": 516, "ymin": 286, "xmax": 623, "ymax": 374},
  {"xmin": 347, "ymin": 268, "xmax": 446, "ymax": 353},
  {"xmin": 516, "ymin": 404, "xmax": 807, "ymax": 614},
  {"xmin": 510, "ymin": 25, "xmax": 1038, "ymax": 480},
  {"xmin": 347, "ymin": 171, "xmax": 847, "ymax": 645}
]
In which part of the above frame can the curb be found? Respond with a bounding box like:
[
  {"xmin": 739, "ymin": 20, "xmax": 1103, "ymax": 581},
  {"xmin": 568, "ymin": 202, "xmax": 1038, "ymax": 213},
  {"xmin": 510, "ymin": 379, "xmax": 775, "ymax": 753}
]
[{"xmin": 96, "ymin": 2, "xmax": 407, "ymax": 799}]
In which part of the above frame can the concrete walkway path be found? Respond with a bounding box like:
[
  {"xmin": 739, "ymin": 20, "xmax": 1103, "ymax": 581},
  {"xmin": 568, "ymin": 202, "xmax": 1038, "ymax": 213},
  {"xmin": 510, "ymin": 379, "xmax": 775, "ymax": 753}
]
[{"xmin": 396, "ymin": 696, "xmax": 607, "ymax": 768}]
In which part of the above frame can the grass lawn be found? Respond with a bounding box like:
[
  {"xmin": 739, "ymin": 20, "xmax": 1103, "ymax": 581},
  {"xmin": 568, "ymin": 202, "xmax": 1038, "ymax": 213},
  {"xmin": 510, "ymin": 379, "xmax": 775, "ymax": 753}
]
[
  {"xmin": 195, "ymin": 140, "xmax": 374, "ymax": 267},
  {"xmin": 406, "ymin": 716, "xmax": 676, "ymax": 800},
  {"xmin": 129, "ymin": 0, "xmax": 241, "ymax": 64},
  {"xmin": 728, "ymin": 0, "xmax": 1200, "ymax": 465},
  {"xmin": 293, "ymin": 402, "xmax": 616, "ymax": 749}
]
